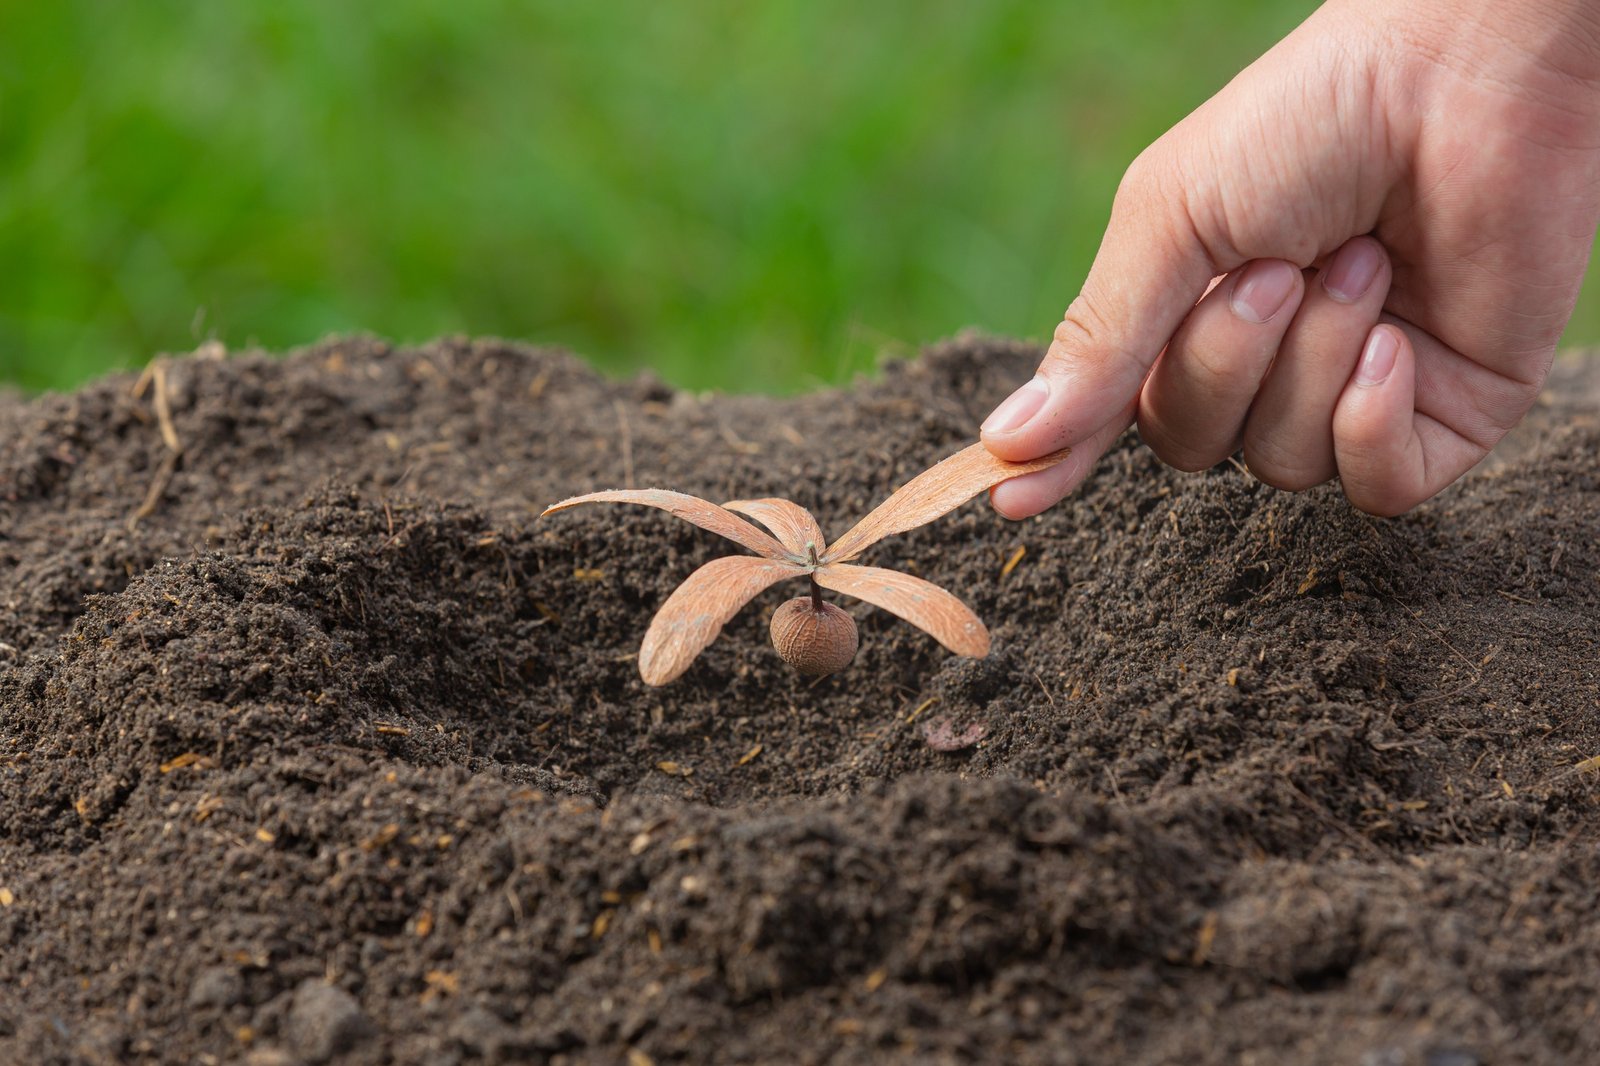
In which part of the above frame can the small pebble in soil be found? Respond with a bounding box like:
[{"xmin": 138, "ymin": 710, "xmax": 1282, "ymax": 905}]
[
  {"xmin": 451, "ymin": 1006, "xmax": 527, "ymax": 1058},
  {"xmin": 285, "ymin": 980, "xmax": 375, "ymax": 1063},
  {"xmin": 186, "ymin": 965, "xmax": 244, "ymax": 1009},
  {"xmin": 921, "ymin": 715, "xmax": 988, "ymax": 752}
]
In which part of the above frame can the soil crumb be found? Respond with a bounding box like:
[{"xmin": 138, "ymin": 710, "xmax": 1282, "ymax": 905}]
[{"xmin": 2, "ymin": 335, "xmax": 1598, "ymax": 1065}]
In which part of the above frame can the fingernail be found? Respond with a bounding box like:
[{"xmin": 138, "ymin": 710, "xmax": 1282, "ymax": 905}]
[
  {"xmin": 982, "ymin": 375, "xmax": 1050, "ymax": 434},
  {"xmin": 1230, "ymin": 260, "xmax": 1297, "ymax": 323},
  {"xmin": 1323, "ymin": 239, "xmax": 1383, "ymax": 302},
  {"xmin": 1356, "ymin": 327, "xmax": 1398, "ymax": 386}
]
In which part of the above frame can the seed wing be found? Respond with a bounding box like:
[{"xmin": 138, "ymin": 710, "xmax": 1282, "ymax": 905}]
[
  {"xmin": 823, "ymin": 443, "xmax": 1071, "ymax": 562},
  {"xmin": 721, "ymin": 498, "xmax": 826, "ymax": 558},
  {"xmin": 813, "ymin": 563, "xmax": 990, "ymax": 657},
  {"xmin": 542, "ymin": 489, "xmax": 790, "ymax": 560},
  {"xmin": 639, "ymin": 556, "xmax": 805, "ymax": 685}
]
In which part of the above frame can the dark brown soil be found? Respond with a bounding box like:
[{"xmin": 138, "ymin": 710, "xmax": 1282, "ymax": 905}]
[{"xmin": 2, "ymin": 335, "xmax": 1598, "ymax": 1066}]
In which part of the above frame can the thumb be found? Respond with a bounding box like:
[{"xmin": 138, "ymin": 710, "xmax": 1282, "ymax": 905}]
[{"xmin": 984, "ymin": 152, "xmax": 1220, "ymax": 517}]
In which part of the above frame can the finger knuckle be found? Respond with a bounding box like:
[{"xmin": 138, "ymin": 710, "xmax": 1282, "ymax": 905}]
[
  {"xmin": 1114, "ymin": 143, "xmax": 1166, "ymax": 208},
  {"xmin": 1052, "ymin": 289, "xmax": 1130, "ymax": 355},
  {"xmin": 1177, "ymin": 338, "xmax": 1243, "ymax": 392}
]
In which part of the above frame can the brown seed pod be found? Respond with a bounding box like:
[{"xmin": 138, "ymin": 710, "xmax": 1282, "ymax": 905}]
[{"xmin": 770, "ymin": 597, "xmax": 858, "ymax": 677}]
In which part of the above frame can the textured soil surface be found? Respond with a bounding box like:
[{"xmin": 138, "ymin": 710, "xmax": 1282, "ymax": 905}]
[{"xmin": 2, "ymin": 335, "xmax": 1598, "ymax": 1066}]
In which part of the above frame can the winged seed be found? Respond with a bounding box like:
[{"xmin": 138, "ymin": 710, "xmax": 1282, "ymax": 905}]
[{"xmin": 541, "ymin": 441, "xmax": 1070, "ymax": 683}]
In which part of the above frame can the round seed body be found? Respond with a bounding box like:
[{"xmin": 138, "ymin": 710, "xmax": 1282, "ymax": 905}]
[{"xmin": 770, "ymin": 597, "xmax": 858, "ymax": 677}]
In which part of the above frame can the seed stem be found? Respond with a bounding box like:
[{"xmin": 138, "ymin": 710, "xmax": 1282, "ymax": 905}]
[{"xmin": 806, "ymin": 543, "xmax": 823, "ymax": 610}]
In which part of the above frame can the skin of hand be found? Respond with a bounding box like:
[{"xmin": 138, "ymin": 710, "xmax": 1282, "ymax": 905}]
[{"xmin": 981, "ymin": 0, "xmax": 1600, "ymax": 518}]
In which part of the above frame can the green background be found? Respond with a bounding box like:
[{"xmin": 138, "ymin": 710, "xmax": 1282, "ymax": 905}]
[{"xmin": 4, "ymin": 0, "xmax": 1597, "ymax": 394}]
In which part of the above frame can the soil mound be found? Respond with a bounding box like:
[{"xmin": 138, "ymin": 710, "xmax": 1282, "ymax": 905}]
[{"xmin": 2, "ymin": 336, "xmax": 1597, "ymax": 1064}]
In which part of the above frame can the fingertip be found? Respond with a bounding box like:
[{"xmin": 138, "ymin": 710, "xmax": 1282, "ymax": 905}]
[
  {"xmin": 1228, "ymin": 258, "xmax": 1303, "ymax": 324},
  {"xmin": 1334, "ymin": 324, "xmax": 1422, "ymax": 516},
  {"xmin": 1338, "ymin": 324, "xmax": 1411, "ymax": 442},
  {"xmin": 1142, "ymin": 257, "xmax": 1310, "ymax": 473},
  {"xmin": 980, "ymin": 428, "xmax": 1050, "ymax": 464},
  {"xmin": 988, "ymin": 472, "xmax": 1054, "ymax": 520},
  {"xmin": 980, "ymin": 375, "xmax": 1049, "ymax": 435},
  {"xmin": 1352, "ymin": 323, "xmax": 1402, "ymax": 389},
  {"xmin": 1321, "ymin": 236, "xmax": 1391, "ymax": 304},
  {"xmin": 977, "ymin": 370, "xmax": 1061, "ymax": 461},
  {"xmin": 988, "ymin": 451, "xmax": 1088, "ymax": 519}
]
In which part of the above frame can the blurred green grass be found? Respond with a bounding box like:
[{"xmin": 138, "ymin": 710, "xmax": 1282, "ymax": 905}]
[{"xmin": 3, "ymin": 1, "xmax": 1596, "ymax": 395}]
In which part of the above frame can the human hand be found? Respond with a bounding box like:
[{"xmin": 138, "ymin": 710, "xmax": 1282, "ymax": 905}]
[{"xmin": 982, "ymin": 0, "xmax": 1600, "ymax": 517}]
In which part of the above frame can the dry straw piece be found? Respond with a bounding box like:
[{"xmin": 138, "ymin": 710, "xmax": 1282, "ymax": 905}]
[{"xmin": 541, "ymin": 442, "xmax": 1070, "ymax": 684}]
